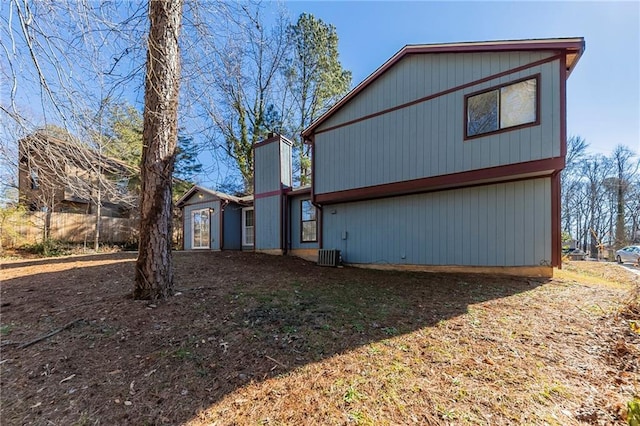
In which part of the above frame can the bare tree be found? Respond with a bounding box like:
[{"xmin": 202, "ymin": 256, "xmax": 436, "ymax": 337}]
[
  {"xmin": 183, "ymin": 2, "xmax": 291, "ymax": 192},
  {"xmin": 581, "ymin": 155, "xmax": 612, "ymax": 257},
  {"xmin": 627, "ymin": 177, "xmax": 640, "ymax": 243},
  {"xmin": 17, "ymin": 128, "xmax": 137, "ymax": 241},
  {"xmin": 1, "ymin": 0, "xmax": 146, "ymax": 248},
  {"xmin": 134, "ymin": 0, "xmax": 184, "ymax": 300},
  {"xmin": 561, "ymin": 136, "xmax": 588, "ymax": 238},
  {"xmin": 560, "ymin": 137, "xmax": 640, "ymax": 256}
]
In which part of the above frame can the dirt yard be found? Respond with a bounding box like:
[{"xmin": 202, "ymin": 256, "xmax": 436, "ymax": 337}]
[{"xmin": 1, "ymin": 252, "xmax": 638, "ymax": 425}]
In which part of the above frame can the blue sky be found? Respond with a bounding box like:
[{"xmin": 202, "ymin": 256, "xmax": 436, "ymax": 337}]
[
  {"xmin": 285, "ymin": 1, "xmax": 640, "ymax": 156},
  {"xmin": 2, "ymin": 1, "xmax": 638, "ymax": 192}
]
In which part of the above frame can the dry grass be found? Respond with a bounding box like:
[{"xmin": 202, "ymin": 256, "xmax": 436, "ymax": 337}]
[
  {"xmin": 192, "ymin": 262, "xmax": 639, "ymax": 426},
  {"xmin": 1, "ymin": 254, "xmax": 638, "ymax": 425}
]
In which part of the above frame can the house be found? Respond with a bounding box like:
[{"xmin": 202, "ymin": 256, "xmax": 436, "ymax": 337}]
[
  {"xmin": 176, "ymin": 186, "xmax": 253, "ymax": 251},
  {"xmin": 181, "ymin": 37, "xmax": 585, "ymax": 276},
  {"xmin": 178, "ymin": 135, "xmax": 321, "ymax": 259},
  {"xmin": 18, "ymin": 131, "xmax": 137, "ymax": 218}
]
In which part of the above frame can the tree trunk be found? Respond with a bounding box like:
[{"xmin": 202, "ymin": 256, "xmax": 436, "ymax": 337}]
[
  {"xmin": 94, "ymin": 190, "xmax": 101, "ymax": 252},
  {"xmin": 615, "ymin": 180, "xmax": 626, "ymax": 247},
  {"xmin": 134, "ymin": 0, "xmax": 183, "ymax": 300}
]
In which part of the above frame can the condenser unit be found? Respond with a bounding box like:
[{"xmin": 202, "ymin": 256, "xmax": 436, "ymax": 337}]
[{"xmin": 317, "ymin": 249, "xmax": 341, "ymax": 267}]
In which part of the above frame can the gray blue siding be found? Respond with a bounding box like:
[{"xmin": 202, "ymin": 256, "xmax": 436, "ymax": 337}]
[
  {"xmin": 322, "ymin": 178, "xmax": 551, "ymax": 267},
  {"xmin": 254, "ymin": 137, "xmax": 293, "ymax": 195},
  {"xmin": 319, "ymin": 51, "xmax": 555, "ymax": 130},
  {"xmin": 254, "ymin": 136, "xmax": 293, "ymax": 252},
  {"xmin": 255, "ymin": 196, "xmax": 281, "ymax": 250},
  {"xmin": 254, "ymin": 142, "xmax": 282, "ymax": 194},
  {"xmin": 314, "ymin": 52, "xmax": 561, "ymax": 195},
  {"xmin": 223, "ymin": 202, "xmax": 242, "ymax": 250},
  {"xmin": 280, "ymin": 141, "xmax": 292, "ymax": 189}
]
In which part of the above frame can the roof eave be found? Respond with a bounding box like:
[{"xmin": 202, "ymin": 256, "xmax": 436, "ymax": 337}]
[{"xmin": 175, "ymin": 184, "xmax": 199, "ymax": 207}]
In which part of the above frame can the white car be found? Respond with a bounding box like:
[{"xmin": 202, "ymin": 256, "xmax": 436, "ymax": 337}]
[{"xmin": 615, "ymin": 245, "xmax": 640, "ymax": 264}]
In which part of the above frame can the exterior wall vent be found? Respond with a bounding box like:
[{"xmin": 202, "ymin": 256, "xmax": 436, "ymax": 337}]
[{"xmin": 318, "ymin": 249, "xmax": 341, "ymax": 267}]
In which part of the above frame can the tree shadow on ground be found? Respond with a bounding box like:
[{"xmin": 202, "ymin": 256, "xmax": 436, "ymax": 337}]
[{"xmin": 0, "ymin": 251, "xmax": 548, "ymax": 425}]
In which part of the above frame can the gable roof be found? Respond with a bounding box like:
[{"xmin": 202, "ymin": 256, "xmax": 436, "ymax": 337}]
[
  {"xmin": 302, "ymin": 37, "xmax": 585, "ymax": 139},
  {"xmin": 175, "ymin": 185, "xmax": 247, "ymax": 207}
]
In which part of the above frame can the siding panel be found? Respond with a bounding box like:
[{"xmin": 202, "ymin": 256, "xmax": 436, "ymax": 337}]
[
  {"xmin": 280, "ymin": 142, "xmax": 292, "ymax": 188},
  {"xmin": 223, "ymin": 202, "xmax": 242, "ymax": 250},
  {"xmin": 314, "ymin": 51, "xmax": 562, "ymax": 195},
  {"xmin": 319, "ymin": 51, "xmax": 556, "ymax": 131},
  {"xmin": 255, "ymin": 196, "xmax": 281, "ymax": 250},
  {"xmin": 322, "ymin": 178, "xmax": 551, "ymax": 267},
  {"xmin": 254, "ymin": 142, "xmax": 282, "ymax": 194}
]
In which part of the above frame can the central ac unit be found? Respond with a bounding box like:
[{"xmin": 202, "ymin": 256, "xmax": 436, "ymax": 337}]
[{"xmin": 317, "ymin": 249, "xmax": 341, "ymax": 267}]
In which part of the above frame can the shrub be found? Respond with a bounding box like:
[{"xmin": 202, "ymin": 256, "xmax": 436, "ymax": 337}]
[{"xmin": 22, "ymin": 239, "xmax": 72, "ymax": 257}]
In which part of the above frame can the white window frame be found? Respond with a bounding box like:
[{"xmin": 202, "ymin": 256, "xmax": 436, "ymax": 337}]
[
  {"xmin": 242, "ymin": 207, "xmax": 254, "ymax": 247},
  {"xmin": 191, "ymin": 208, "xmax": 210, "ymax": 249}
]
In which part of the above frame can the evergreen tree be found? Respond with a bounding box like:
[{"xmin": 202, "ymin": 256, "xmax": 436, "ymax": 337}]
[{"xmin": 288, "ymin": 13, "xmax": 351, "ymax": 184}]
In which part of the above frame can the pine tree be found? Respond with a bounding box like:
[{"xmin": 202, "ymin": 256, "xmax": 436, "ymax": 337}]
[
  {"xmin": 134, "ymin": 0, "xmax": 183, "ymax": 300},
  {"xmin": 288, "ymin": 13, "xmax": 351, "ymax": 185}
]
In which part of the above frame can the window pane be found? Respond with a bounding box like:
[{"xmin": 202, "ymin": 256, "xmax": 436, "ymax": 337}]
[
  {"xmin": 302, "ymin": 200, "xmax": 316, "ymax": 221},
  {"xmin": 201, "ymin": 211, "xmax": 209, "ymax": 238},
  {"xmin": 245, "ymin": 226, "xmax": 254, "ymax": 245},
  {"xmin": 245, "ymin": 209, "xmax": 254, "ymax": 227},
  {"xmin": 193, "ymin": 213, "xmax": 201, "ymax": 247},
  {"xmin": 302, "ymin": 221, "xmax": 317, "ymax": 242},
  {"xmin": 500, "ymin": 79, "xmax": 536, "ymax": 128},
  {"xmin": 193, "ymin": 213, "xmax": 201, "ymax": 234},
  {"xmin": 467, "ymin": 90, "xmax": 498, "ymax": 136}
]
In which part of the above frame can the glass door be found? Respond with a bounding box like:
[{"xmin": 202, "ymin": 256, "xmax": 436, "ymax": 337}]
[{"xmin": 192, "ymin": 208, "xmax": 210, "ymax": 249}]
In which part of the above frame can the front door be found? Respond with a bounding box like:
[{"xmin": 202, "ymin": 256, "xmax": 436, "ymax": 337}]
[{"xmin": 192, "ymin": 208, "xmax": 210, "ymax": 249}]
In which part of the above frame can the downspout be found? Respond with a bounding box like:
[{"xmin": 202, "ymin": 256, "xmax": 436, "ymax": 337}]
[
  {"xmin": 219, "ymin": 199, "xmax": 229, "ymax": 250},
  {"xmin": 308, "ymin": 134, "xmax": 323, "ymax": 249},
  {"xmin": 180, "ymin": 205, "xmax": 185, "ymax": 250},
  {"xmin": 311, "ymin": 201, "xmax": 323, "ymax": 250},
  {"xmin": 283, "ymin": 193, "xmax": 288, "ymax": 255}
]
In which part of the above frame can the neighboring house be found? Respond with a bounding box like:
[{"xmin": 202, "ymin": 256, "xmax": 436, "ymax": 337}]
[
  {"xmin": 18, "ymin": 132, "xmax": 137, "ymax": 218},
  {"xmin": 181, "ymin": 37, "xmax": 585, "ymax": 276},
  {"xmin": 176, "ymin": 186, "xmax": 253, "ymax": 251}
]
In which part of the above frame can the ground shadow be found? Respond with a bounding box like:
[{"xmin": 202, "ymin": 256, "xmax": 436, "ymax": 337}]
[
  {"xmin": 0, "ymin": 251, "xmax": 549, "ymax": 425},
  {"xmin": 0, "ymin": 251, "xmax": 137, "ymax": 270}
]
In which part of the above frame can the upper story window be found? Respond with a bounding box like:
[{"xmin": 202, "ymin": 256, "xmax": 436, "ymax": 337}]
[
  {"xmin": 465, "ymin": 75, "xmax": 539, "ymax": 139},
  {"xmin": 301, "ymin": 199, "xmax": 317, "ymax": 242}
]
